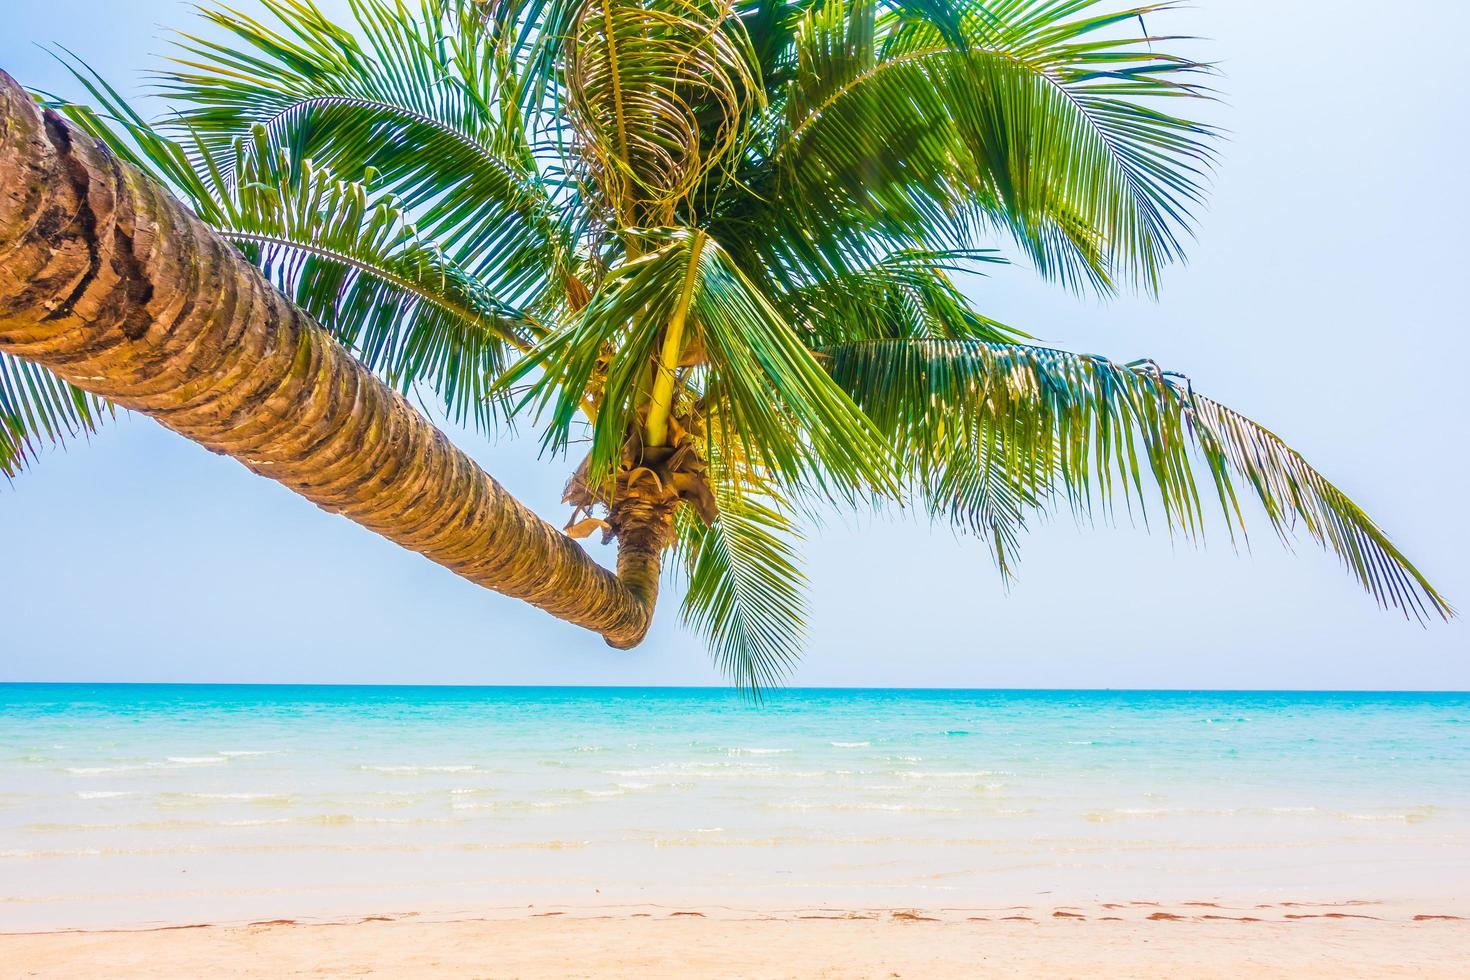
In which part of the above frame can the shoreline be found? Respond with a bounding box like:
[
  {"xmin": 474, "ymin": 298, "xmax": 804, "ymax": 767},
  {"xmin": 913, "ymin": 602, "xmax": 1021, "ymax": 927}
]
[
  {"xmin": 6, "ymin": 901, "xmax": 1468, "ymax": 979},
  {"xmin": 7, "ymin": 896, "xmax": 1468, "ymax": 932}
]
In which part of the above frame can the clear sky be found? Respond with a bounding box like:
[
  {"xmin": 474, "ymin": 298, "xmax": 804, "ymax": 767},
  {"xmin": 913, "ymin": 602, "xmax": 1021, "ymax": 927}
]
[{"xmin": 2, "ymin": 1, "xmax": 1466, "ymax": 689}]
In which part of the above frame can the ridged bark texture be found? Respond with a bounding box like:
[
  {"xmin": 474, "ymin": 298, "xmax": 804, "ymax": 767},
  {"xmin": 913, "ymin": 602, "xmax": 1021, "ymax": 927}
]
[
  {"xmin": 0, "ymin": 70, "xmax": 654, "ymax": 648},
  {"xmin": 604, "ymin": 475, "xmax": 681, "ymax": 650}
]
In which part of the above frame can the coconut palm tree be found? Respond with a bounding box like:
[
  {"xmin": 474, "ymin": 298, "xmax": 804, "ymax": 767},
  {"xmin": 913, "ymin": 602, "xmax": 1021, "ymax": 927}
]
[{"xmin": 0, "ymin": 0, "xmax": 1450, "ymax": 686}]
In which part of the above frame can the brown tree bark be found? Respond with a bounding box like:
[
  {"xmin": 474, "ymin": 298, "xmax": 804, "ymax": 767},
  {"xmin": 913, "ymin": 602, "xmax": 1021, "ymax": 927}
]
[{"xmin": 0, "ymin": 69, "xmax": 656, "ymax": 648}]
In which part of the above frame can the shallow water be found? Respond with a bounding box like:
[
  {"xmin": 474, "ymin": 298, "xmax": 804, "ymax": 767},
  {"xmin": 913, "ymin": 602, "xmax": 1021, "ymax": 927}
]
[{"xmin": 2, "ymin": 684, "xmax": 1467, "ymax": 928}]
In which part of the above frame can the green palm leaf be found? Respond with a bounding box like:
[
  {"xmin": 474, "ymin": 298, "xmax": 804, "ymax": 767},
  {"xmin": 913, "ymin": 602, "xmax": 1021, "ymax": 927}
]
[
  {"xmin": 775, "ymin": 247, "xmax": 1022, "ymax": 346},
  {"xmin": 676, "ymin": 467, "xmax": 808, "ymax": 692},
  {"xmin": 0, "ymin": 354, "xmax": 111, "ymax": 479},
  {"xmin": 827, "ymin": 339, "xmax": 1451, "ymax": 619},
  {"xmin": 744, "ymin": 0, "xmax": 1214, "ymax": 291},
  {"xmin": 222, "ymin": 128, "xmax": 534, "ymax": 428},
  {"xmin": 159, "ymin": 0, "xmax": 568, "ymax": 302}
]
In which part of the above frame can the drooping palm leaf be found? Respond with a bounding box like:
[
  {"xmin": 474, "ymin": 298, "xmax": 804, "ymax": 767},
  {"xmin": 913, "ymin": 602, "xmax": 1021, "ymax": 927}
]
[
  {"xmin": 0, "ymin": 354, "xmax": 111, "ymax": 479},
  {"xmin": 739, "ymin": 0, "xmax": 1214, "ymax": 292},
  {"xmin": 827, "ymin": 338, "xmax": 1451, "ymax": 619},
  {"xmin": 159, "ymin": 0, "xmax": 568, "ymax": 301},
  {"xmin": 774, "ymin": 247, "xmax": 1021, "ymax": 346},
  {"xmin": 676, "ymin": 464, "xmax": 808, "ymax": 692},
  {"xmin": 222, "ymin": 128, "xmax": 534, "ymax": 428}
]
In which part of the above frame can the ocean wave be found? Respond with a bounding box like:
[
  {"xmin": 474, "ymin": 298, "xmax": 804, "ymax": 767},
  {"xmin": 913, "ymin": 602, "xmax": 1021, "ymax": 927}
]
[
  {"xmin": 165, "ymin": 756, "xmax": 228, "ymax": 766},
  {"xmin": 75, "ymin": 791, "xmax": 133, "ymax": 800},
  {"xmin": 1338, "ymin": 807, "xmax": 1438, "ymax": 823},
  {"xmin": 895, "ymin": 770, "xmax": 1006, "ymax": 782},
  {"xmin": 453, "ymin": 839, "xmax": 588, "ymax": 851},
  {"xmin": 158, "ymin": 792, "xmax": 295, "ymax": 807},
  {"xmin": 769, "ymin": 801, "xmax": 963, "ymax": 813},
  {"xmin": 1085, "ymin": 808, "xmax": 1176, "ymax": 821},
  {"xmin": 451, "ymin": 799, "xmax": 570, "ymax": 812},
  {"xmin": 830, "ymin": 741, "xmax": 871, "ymax": 748},
  {"xmin": 62, "ymin": 765, "xmax": 148, "ymax": 775},
  {"xmin": 359, "ymin": 765, "xmax": 479, "ymax": 774},
  {"xmin": 728, "ymin": 748, "xmax": 792, "ymax": 756}
]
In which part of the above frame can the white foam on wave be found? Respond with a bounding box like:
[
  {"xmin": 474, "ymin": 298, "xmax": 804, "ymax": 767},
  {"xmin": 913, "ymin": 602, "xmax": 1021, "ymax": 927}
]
[
  {"xmin": 360, "ymin": 764, "xmax": 478, "ymax": 774},
  {"xmin": 217, "ymin": 750, "xmax": 276, "ymax": 758},
  {"xmin": 157, "ymin": 792, "xmax": 296, "ymax": 807},
  {"xmin": 1339, "ymin": 808, "xmax": 1437, "ymax": 823},
  {"xmin": 728, "ymin": 748, "xmax": 791, "ymax": 756},
  {"xmin": 164, "ymin": 757, "xmax": 228, "ymax": 767},
  {"xmin": 75, "ymin": 790, "xmax": 133, "ymax": 800},
  {"xmin": 772, "ymin": 801, "xmax": 962, "ymax": 813},
  {"xmin": 63, "ymin": 765, "xmax": 147, "ymax": 775},
  {"xmin": 830, "ymin": 741, "xmax": 870, "ymax": 748}
]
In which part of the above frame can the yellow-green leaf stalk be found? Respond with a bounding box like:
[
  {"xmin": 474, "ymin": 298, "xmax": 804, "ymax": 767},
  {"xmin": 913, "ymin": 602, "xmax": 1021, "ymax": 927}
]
[{"xmin": 645, "ymin": 230, "xmax": 706, "ymax": 448}]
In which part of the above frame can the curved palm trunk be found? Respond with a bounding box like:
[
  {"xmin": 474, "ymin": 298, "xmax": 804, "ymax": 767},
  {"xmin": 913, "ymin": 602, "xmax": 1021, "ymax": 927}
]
[{"xmin": 0, "ymin": 70, "xmax": 655, "ymax": 648}]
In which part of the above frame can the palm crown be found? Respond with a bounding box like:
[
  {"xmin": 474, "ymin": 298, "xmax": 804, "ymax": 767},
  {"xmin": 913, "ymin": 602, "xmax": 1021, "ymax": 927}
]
[{"xmin": 2, "ymin": 0, "xmax": 1449, "ymax": 687}]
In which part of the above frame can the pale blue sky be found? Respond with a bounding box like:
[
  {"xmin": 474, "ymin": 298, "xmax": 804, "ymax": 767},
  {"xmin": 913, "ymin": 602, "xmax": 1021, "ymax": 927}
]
[{"xmin": 1, "ymin": 1, "xmax": 1465, "ymax": 688}]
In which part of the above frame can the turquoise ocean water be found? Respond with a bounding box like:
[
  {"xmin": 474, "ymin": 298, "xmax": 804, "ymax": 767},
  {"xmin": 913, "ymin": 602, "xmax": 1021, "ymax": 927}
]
[{"xmin": 2, "ymin": 684, "xmax": 1467, "ymax": 928}]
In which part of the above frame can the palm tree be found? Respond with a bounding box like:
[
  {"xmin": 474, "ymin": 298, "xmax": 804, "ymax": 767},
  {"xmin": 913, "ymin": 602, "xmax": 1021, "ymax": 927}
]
[{"xmin": 0, "ymin": 0, "xmax": 1450, "ymax": 686}]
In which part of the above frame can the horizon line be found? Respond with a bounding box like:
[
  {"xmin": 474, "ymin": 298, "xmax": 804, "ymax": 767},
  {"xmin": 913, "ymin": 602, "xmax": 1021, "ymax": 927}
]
[{"xmin": 2, "ymin": 681, "xmax": 1467, "ymax": 695}]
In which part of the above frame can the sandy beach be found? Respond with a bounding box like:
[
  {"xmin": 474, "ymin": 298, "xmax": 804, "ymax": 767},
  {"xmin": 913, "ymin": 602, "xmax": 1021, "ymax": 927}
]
[{"xmin": 6, "ymin": 901, "xmax": 1469, "ymax": 979}]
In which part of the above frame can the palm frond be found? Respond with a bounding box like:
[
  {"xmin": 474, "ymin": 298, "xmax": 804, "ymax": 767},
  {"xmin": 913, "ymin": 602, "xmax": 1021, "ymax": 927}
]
[
  {"xmin": 746, "ymin": 0, "xmax": 1215, "ymax": 291},
  {"xmin": 827, "ymin": 339, "xmax": 1451, "ymax": 619},
  {"xmin": 159, "ymin": 0, "xmax": 567, "ymax": 299},
  {"xmin": 676, "ymin": 466, "xmax": 808, "ymax": 692},
  {"xmin": 775, "ymin": 247, "xmax": 1023, "ymax": 346},
  {"xmin": 0, "ymin": 353, "xmax": 111, "ymax": 479},
  {"xmin": 224, "ymin": 129, "xmax": 535, "ymax": 429}
]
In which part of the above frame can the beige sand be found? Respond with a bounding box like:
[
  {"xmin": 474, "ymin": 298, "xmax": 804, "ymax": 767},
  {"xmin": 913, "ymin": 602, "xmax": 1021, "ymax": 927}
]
[{"xmin": 5, "ymin": 902, "xmax": 1467, "ymax": 979}]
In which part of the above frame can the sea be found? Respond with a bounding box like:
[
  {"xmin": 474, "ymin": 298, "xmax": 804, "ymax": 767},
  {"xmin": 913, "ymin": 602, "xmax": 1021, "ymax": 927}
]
[{"xmin": 2, "ymin": 684, "xmax": 1467, "ymax": 929}]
